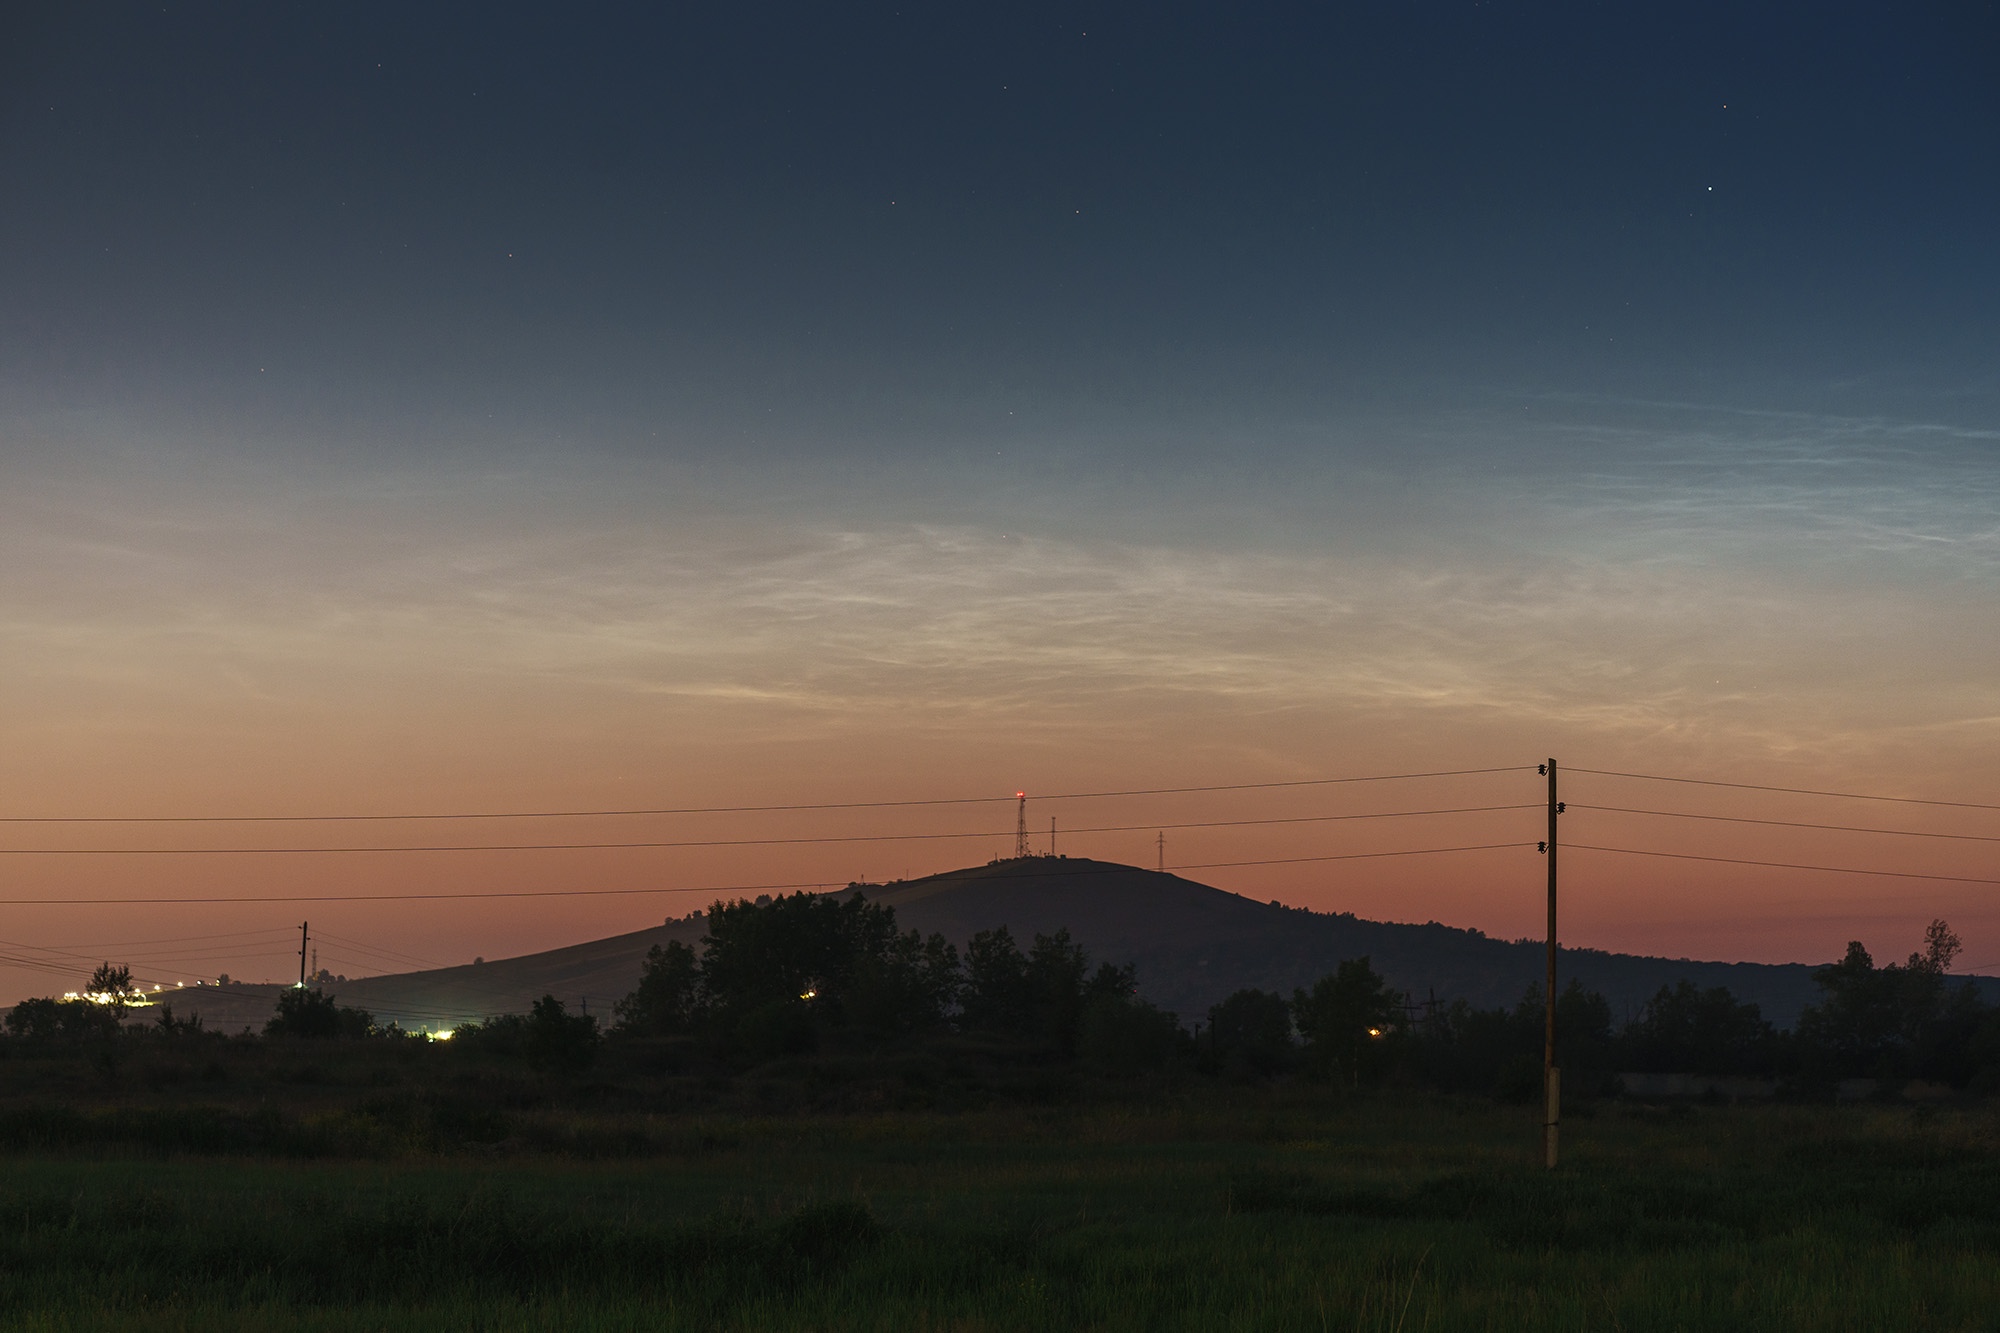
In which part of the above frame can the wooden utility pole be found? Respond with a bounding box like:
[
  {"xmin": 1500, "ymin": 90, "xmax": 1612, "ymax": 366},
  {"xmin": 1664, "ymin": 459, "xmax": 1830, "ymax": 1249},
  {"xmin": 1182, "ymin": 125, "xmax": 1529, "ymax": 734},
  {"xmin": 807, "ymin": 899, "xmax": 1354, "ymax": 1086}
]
[{"xmin": 1543, "ymin": 758, "xmax": 1560, "ymax": 1169}]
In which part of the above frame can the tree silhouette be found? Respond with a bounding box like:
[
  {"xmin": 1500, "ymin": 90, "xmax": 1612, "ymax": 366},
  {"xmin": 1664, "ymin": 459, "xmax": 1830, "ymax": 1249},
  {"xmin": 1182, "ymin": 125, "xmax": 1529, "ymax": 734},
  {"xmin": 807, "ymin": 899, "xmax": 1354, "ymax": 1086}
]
[
  {"xmin": 614, "ymin": 940, "xmax": 703, "ymax": 1036},
  {"xmin": 86, "ymin": 963, "xmax": 139, "ymax": 1015},
  {"xmin": 692, "ymin": 891, "xmax": 959, "ymax": 1046},
  {"xmin": 524, "ymin": 995, "xmax": 599, "ymax": 1072},
  {"xmin": 265, "ymin": 987, "xmax": 375, "ymax": 1039},
  {"xmin": 1621, "ymin": 981, "xmax": 1775, "ymax": 1076},
  {"xmin": 1206, "ymin": 988, "xmax": 1295, "ymax": 1076},
  {"xmin": 1292, "ymin": 957, "xmax": 1401, "ymax": 1086}
]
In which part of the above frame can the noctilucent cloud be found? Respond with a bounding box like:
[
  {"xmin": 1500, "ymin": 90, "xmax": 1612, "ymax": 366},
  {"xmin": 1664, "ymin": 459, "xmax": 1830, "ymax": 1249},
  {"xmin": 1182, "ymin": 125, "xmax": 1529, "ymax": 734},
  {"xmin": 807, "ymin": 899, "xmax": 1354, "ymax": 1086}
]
[{"xmin": 2, "ymin": 3, "xmax": 1997, "ymax": 996}]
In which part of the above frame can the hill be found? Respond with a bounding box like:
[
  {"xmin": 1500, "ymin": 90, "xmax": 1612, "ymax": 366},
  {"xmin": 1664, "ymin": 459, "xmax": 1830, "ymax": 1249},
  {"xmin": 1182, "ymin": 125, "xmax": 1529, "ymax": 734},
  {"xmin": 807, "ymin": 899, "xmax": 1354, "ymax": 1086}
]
[
  {"xmin": 863, "ymin": 858, "xmax": 2000, "ymax": 1027},
  {"xmin": 145, "ymin": 857, "xmax": 1998, "ymax": 1031}
]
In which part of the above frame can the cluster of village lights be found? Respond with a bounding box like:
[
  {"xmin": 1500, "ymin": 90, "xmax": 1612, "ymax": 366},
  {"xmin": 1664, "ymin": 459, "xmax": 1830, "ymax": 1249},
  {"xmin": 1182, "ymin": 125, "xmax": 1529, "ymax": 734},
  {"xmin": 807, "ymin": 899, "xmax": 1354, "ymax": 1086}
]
[{"xmin": 55, "ymin": 978, "xmax": 459, "ymax": 1041}]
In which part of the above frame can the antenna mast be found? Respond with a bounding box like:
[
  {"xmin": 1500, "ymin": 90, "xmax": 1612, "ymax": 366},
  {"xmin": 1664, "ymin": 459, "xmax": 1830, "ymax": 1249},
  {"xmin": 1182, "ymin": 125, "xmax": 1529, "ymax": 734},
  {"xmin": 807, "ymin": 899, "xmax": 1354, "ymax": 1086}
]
[
  {"xmin": 1015, "ymin": 792, "xmax": 1029, "ymax": 859},
  {"xmin": 1156, "ymin": 831, "xmax": 1165, "ymax": 875}
]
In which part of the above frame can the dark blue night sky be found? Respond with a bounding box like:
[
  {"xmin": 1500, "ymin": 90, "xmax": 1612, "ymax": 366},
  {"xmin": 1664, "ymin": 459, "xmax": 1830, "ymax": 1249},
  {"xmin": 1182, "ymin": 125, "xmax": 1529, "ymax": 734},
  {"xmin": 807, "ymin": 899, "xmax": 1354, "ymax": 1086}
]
[{"xmin": 1, "ymin": 3, "xmax": 1996, "ymax": 987}]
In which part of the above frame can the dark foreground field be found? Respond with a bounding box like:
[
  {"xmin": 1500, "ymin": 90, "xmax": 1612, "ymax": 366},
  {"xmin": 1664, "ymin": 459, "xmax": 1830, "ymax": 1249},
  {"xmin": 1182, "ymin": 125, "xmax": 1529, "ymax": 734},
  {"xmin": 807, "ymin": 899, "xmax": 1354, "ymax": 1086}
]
[{"xmin": 1, "ymin": 1049, "xmax": 1997, "ymax": 1332}]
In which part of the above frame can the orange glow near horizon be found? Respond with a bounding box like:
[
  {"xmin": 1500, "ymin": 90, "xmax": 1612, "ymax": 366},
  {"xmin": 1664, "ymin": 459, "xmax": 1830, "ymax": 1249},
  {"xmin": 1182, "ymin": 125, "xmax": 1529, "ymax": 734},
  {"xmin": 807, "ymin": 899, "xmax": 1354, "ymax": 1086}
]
[{"xmin": 1, "ymin": 442, "xmax": 1996, "ymax": 1002}]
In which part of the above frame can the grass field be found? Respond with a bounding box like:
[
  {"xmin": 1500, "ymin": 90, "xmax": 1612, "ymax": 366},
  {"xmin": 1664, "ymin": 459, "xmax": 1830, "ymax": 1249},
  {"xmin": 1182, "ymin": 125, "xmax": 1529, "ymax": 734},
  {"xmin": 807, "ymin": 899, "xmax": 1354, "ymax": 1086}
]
[{"xmin": 1, "ymin": 1057, "xmax": 1997, "ymax": 1332}]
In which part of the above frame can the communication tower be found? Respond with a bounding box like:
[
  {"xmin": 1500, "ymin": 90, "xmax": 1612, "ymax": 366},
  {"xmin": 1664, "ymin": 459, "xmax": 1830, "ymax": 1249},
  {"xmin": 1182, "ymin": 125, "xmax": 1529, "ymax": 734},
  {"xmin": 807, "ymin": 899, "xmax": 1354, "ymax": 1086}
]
[{"xmin": 1015, "ymin": 792, "xmax": 1029, "ymax": 859}]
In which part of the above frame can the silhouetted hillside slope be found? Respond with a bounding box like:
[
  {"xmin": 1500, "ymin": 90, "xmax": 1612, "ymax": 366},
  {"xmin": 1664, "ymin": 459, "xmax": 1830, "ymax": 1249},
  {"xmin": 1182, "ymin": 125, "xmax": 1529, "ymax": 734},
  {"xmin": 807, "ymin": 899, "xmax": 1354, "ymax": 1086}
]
[
  {"xmin": 864, "ymin": 858, "xmax": 1904, "ymax": 1026},
  {"xmin": 153, "ymin": 917, "xmax": 708, "ymax": 1032},
  {"xmin": 144, "ymin": 857, "xmax": 1999, "ymax": 1030}
]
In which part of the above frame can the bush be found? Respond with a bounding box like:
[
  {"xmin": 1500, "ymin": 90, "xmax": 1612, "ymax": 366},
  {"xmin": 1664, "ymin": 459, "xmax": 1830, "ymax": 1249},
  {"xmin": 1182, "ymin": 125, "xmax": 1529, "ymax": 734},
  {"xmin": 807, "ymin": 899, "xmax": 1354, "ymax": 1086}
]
[
  {"xmin": 265, "ymin": 988, "xmax": 376, "ymax": 1039},
  {"xmin": 5, "ymin": 997, "xmax": 121, "ymax": 1045}
]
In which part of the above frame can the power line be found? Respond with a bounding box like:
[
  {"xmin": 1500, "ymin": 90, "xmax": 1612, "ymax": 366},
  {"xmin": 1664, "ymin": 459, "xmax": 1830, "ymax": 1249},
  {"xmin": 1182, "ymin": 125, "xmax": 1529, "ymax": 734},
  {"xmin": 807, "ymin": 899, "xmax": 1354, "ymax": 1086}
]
[
  {"xmin": 0, "ymin": 937, "xmax": 286, "ymax": 968},
  {"xmin": 1572, "ymin": 804, "xmax": 2000, "ymax": 843},
  {"xmin": 1569, "ymin": 843, "xmax": 2000, "ymax": 887},
  {"xmin": 308, "ymin": 930, "xmax": 455, "ymax": 972},
  {"xmin": 1174, "ymin": 842, "xmax": 1536, "ymax": 871},
  {"xmin": 38, "ymin": 927, "xmax": 299, "ymax": 950},
  {"xmin": 0, "ymin": 766, "xmax": 1529, "ymax": 824},
  {"xmin": 0, "ymin": 882, "xmax": 817, "ymax": 907},
  {"xmin": 0, "ymin": 803, "xmax": 1538, "ymax": 856},
  {"xmin": 1568, "ymin": 767, "xmax": 2000, "ymax": 812},
  {"xmin": 0, "ymin": 840, "xmax": 1538, "ymax": 906}
]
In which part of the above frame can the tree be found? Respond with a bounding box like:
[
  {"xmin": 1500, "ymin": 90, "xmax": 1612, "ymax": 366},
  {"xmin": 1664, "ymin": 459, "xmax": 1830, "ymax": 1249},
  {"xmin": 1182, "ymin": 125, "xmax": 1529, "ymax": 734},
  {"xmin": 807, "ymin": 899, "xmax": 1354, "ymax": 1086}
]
[
  {"xmin": 958, "ymin": 927, "xmax": 1126, "ymax": 1053},
  {"xmin": 524, "ymin": 995, "xmax": 599, "ymax": 1072},
  {"xmin": 1404, "ymin": 996, "xmax": 1535, "ymax": 1097},
  {"xmin": 1292, "ymin": 957, "xmax": 1402, "ymax": 1086},
  {"xmin": 152, "ymin": 1004, "xmax": 205, "ymax": 1036},
  {"xmin": 1917, "ymin": 918, "xmax": 1963, "ymax": 975},
  {"xmin": 86, "ymin": 963, "xmax": 139, "ymax": 1016},
  {"xmin": 618, "ymin": 891, "xmax": 961, "ymax": 1055},
  {"xmin": 1620, "ymin": 981, "xmax": 1776, "ymax": 1076},
  {"xmin": 960, "ymin": 927, "xmax": 1032, "ymax": 1034},
  {"xmin": 5, "ymin": 996, "xmax": 120, "ymax": 1044},
  {"xmin": 1024, "ymin": 930, "xmax": 1094, "ymax": 1054},
  {"xmin": 265, "ymin": 987, "xmax": 375, "ymax": 1039},
  {"xmin": 1206, "ymin": 988, "xmax": 1295, "ymax": 1077},
  {"xmin": 842, "ymin": 926, "xmax": 961, "ymax": 1037},
  {"xmin": 698, "ymin": 891, "xmax": 956, "ymax": 1038},
  {"xmin": 1548, "ymin": 980, "xmax": 1616, "ymax": 1095},
  {"xmin": 614, "ymin": 940, "xmax": 704, "ymax": 1036},
  {"xmin": 1794, "ymin": 924, "xmax": 1975, "ymax": 1081},
  {"xmin": 1078, "ymin": 992, "xmax": 1184, "ymax": 1073}
]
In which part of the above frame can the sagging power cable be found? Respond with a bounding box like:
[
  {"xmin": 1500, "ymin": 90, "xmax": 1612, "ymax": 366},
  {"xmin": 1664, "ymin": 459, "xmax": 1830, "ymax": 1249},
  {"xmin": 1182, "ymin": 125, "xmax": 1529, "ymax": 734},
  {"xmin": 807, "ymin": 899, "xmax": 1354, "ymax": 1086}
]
[
  {"xmin": 0, "ymin": 803, "xmax": 1538, "ymax": 856},
  {"xmin": 1569, "ymin": 767, "xmax": 2000, "ymax": 812},
  {"xmin": 0, "ymin": 766, "xmax": 1530, "ymax": 824}
]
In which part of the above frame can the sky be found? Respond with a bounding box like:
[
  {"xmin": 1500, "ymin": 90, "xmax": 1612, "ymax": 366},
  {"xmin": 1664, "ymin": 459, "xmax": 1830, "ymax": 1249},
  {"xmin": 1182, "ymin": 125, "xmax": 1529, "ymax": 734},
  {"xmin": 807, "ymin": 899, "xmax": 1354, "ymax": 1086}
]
[{"xmin": 2, "ymin": 2, "xmax": 1997, "ymax": 1000}]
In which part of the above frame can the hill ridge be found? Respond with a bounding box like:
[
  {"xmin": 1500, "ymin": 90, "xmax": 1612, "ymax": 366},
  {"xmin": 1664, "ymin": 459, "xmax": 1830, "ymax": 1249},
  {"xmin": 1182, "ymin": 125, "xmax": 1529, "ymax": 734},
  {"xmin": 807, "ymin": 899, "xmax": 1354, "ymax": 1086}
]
[{"xmin": 148, "ymin": 856, "xmax": 2000, "ymax": 1030}]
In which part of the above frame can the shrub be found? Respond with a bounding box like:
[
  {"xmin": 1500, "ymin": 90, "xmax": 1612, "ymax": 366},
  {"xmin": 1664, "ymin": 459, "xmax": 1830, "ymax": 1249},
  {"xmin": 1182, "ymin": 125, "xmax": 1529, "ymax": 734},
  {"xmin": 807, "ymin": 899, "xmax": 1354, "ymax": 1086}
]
[{"xmin": 265, "ymin": 988, "xmax": 376, "ymax": 1039}]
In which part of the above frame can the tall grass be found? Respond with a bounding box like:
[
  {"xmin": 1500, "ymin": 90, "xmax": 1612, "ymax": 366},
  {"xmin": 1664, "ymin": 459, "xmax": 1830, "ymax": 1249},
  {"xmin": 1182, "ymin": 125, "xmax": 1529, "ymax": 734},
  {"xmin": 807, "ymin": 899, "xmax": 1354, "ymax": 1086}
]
[{"xmin": 0, "ymin": 1097, "xmax": 1995, "ymax": 1329}]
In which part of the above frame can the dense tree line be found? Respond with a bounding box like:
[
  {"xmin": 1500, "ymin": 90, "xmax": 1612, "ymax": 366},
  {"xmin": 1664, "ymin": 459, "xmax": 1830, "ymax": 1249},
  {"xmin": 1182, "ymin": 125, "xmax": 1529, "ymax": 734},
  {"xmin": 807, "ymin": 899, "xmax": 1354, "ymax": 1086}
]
[
  {"xmin": 8, "ymin": 901, "xmax": 2000, "ymax": 1099},
  {"xmin": 1204, "ymin": 919, "xmax": 2000, "ymax": 1097},
  {"xmin": 614, "ymin": 892, "xmax": 1180, "ymax": 1065}
]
